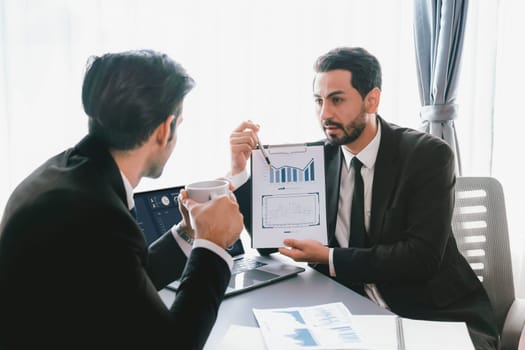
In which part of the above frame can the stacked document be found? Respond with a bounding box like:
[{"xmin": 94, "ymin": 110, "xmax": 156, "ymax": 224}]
[{"xmin": 249, "ymin": 302, "xmax": 475, "ymax": 350}]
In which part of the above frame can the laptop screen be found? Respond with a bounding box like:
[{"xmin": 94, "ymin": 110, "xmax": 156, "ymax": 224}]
[{"xmin": 133, "ymin": 186, "xmax": 244, "ymax": 257}]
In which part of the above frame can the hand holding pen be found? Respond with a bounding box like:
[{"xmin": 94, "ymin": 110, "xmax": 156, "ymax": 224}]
[
  {"xmin": 230, "ymin": 120, "xmax": 266, "ymax": 175},
  {"xmin": 255, "ymin": 133, "xmax": 272, "ymax": 168}
]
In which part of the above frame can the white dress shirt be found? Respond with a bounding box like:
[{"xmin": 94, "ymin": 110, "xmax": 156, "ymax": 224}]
[
  {"xmin": 328, "ymin": 122, "xmax": 389, "ymax": 309},
  {"xmin": 120, "ymin": 172, "xmax": 233, "ymax": 270},
  {"xmin": 228, "ymin": 136, "xmax": 389, "ymax": 308}
]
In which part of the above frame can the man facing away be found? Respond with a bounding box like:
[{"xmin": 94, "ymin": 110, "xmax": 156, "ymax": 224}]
[
  {"xmin": 229, "ymin": 47, "xmax": 499, "ymax": 350},
  {"xmin": 0, "ymin": 50, "xmax": 243, "ymax": 349}
]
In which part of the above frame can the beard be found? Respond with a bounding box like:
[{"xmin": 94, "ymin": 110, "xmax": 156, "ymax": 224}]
[{"xmin": 323, "ymin": 111, "xmax": 367, "ymax": 146}]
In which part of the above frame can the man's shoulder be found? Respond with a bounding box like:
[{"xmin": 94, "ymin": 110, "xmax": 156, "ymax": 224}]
[
  {"xmin": 383, "ymin": 119, "xmax": 453, "ymax": 154},
  {"xmin": 380, "ymin": 123, "xmax": 455, "ymax": 176},
  {"xmin": 3, "ymin": 146, "xmax": 114, "ymax": 223}
]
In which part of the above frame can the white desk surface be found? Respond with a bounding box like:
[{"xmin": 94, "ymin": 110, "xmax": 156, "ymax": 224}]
[{"xmin": 159, "ymin": 254, "xmax": 392, "ymax": 350}]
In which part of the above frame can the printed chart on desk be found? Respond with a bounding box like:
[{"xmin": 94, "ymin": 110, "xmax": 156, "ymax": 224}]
[{"xmin": 251, "ymin": 142, "xmax": 327, "ymax": 248}]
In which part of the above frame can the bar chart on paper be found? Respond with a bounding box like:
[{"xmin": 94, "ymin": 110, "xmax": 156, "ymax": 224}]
[
  {"xmin": 268, "ymin": 159, "xmax": 315, "ymax": 184},
  {"xmin": 253, "ymin": 303, "xmax": 363, "ymax": 350}
]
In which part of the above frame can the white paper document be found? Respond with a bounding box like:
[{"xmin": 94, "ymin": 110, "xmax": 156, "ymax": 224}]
[
  {"xmin": 251, "ymin": 142, "xmax": 328, "ymax": 248},
  {"xmin": 253, "ymin": 302, "xmax": 368, "ymax": 349},
  {"xmin": 401, "ymin": 318, "xmax": 475, "ymax": 350},
  {"xmin": 252, "ymin": 302, "xmax": 475, "ymax": 350},
  {"xmin": 349, "ymin": 315, "xmax": 400, "ymax": 350}
]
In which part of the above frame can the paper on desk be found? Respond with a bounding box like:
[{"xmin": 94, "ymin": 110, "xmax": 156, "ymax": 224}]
[
  {"xmin": 350, "ymin": 315, "xmax": 400, "ymax": 350},
  {"xmin": 253, "ymin": 302, "xmax": 373, "ymax": 349},
  {"xmin": 251, "ymin": 302, "xmax": 475, "ymax": 350},
  {"xmin": 218, "ymin": 324, "xmax": 266, "ymax": 350},
  {"xmin": 401, "ymin": 318, "xmax": 475, "ymax": 350}
]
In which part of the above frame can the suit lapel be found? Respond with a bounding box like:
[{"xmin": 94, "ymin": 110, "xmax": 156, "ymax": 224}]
[
  {"xmin": 324, "ymin": 141, "xmax": 342, "ymax": 247},
  {"xmin": 369, "ymin": 117, "xmax": 401, "ymax": 241}
]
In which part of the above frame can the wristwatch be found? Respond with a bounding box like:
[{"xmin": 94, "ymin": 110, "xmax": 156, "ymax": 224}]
[{"xmin": 175, "ymin": 223, "xmax": 194, "ymax": 245}]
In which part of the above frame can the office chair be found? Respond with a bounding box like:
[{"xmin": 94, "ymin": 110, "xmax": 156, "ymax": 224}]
[{"xmin": 452, "ymin": 177, "xmax": 525, "ymax": 350}]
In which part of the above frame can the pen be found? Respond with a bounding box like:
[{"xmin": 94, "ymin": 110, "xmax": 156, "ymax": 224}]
[{"xmin": 255, "ymin": 134, "xmax": 272, "ymax": 167}]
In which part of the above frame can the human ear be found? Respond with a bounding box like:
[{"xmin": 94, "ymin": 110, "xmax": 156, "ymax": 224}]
[
  {"xmin": 156, "ymin": 115, "xmax": 175, "ymax": 146},
  {"xmin": 364, "ymin": 87, "xmax": 381, "ymax": 113}
]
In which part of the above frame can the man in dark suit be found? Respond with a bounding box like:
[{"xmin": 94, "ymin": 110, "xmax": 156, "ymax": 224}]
[
  {"xmin": 229, "ymin": 47, "xmax": 499, "ymax": 350},
  {"xmin": 0, "ymin": 50, "xmax": 243, "ymax": 349}
]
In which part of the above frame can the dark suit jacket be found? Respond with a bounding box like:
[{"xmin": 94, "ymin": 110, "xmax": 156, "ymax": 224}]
[
  {"xmin": 236, "ymin": 116, "xmax": 498, "ymax": 348},
  {"xmin": 0, "ymin": 135, "xmax": 230, "ymax": 350}
]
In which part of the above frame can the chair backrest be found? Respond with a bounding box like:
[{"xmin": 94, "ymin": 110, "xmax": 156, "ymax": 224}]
[{"xmin": 452, "ymin": 176, "xmax": 515, "ymax": 332}]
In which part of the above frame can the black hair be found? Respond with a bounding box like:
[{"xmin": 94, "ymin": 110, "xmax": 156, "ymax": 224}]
[
  {"xmin": 82, "ymin": 49, "xmax": 194, "ymax": 150},
  {"xmin": 314, "ymin": 47, "xmax": 382, "ymax": 99}
]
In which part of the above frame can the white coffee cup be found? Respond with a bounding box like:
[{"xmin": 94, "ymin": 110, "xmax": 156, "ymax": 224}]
[{"xmin": 185, "ymin": 179, "xmax": 230, "ymax": 203}]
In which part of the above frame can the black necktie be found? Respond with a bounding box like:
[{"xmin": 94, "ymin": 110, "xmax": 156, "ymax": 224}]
[{"xmin": 349, "ymin": 157, "xmax": 368, "ymax": 248}]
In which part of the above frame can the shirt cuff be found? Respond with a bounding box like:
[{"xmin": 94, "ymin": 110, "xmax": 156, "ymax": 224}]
[
  {"xmin": 171, "ymin": 225, "xmax": 192, "ymax": 257},
  {"xmin": 222, "ymin": 169, "xmax": 249, "ymax": 190},
  {"xmin": 194, "ymin": 239, "xmax": 234, "ymax": 271},
  {"xmin": 329, "ymin": 248, "xmax": 336, "ymax": 277}
]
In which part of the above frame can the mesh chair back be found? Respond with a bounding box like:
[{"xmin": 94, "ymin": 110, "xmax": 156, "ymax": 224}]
[{"xmin": 453, "ymin": 176, "xmax": 515, "ymax": 332}]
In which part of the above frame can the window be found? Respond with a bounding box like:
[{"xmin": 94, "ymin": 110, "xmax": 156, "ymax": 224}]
[
  {"xmin": 0, "ymin": 0, "xmax": 417, "ymax": 204},
  {"xmin": 1, "ymin": 0, "xmax": 522, "ymax": 295}
]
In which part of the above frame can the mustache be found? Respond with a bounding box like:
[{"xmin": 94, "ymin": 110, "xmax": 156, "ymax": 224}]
[{"xmin": 323, "ymin": 120, "xmax": 344, "ymax": 129}]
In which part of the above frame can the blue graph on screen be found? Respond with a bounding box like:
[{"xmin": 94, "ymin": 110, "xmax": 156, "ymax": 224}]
[{"xmin": 269, "ymin": 158, "xmax": 315, "ymax": 183}]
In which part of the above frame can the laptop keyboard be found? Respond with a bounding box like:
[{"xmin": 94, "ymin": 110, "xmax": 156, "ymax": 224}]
[{"xmin": 231, "ymin": 257, "xmax": 267, "ymax": 275}]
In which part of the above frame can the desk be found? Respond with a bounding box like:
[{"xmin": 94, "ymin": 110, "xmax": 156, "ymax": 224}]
[{"xmin": 159, "ymin": 261, "xmax": 393, "ymax": 349}]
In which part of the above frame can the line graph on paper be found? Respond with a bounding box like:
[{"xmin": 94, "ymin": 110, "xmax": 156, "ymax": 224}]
[
  {"xmin": 262, "ymin": 193, "xmax": 320, "ymax": 228},
  {"xmin": 268, "ymin": 158, "xmax": 316, "ymax": 184}
]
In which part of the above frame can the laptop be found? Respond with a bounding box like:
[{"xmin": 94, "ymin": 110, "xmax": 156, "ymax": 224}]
[{"xmin": 133, "ymin": 185, "xmax": 305, "ymax": 297}]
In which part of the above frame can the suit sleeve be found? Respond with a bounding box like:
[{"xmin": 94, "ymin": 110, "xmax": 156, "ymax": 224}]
[
  {"xmin": 333, "ymin": 139, "xmax": 457, "ymax": 284},
  {"xmin": 105, "ymin": 240, "xmax": 230, "ymax": 349},
  {"xmin": 1, "ymin": 189, "xmax": 231, "ymax": 349},
  {"xmin": 168, "ymin": 247, "xmax": 231, "ymax": 349},
  {"xmin": 146, "ymin": 231, "xmax": 188, "ymax": 289},
  {"xmin": 100, "ymin": 222, "xmax": 230, "ymax": 349}
]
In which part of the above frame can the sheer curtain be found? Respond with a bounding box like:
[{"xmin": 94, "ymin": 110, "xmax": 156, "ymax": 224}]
[
  {"xmin": 457, "ymin": 0, "xmax": 525, "ymax": 296},
  {"xmin": 0, "ymin": 1, "xmax": 8, "ymax": 209},
  {"xmin": 491, "ymin": 0, "xmax": 525, "ymax": 297},
  {"xmin": 0, "ymin": 0, "xmax": 418, "ymax": 211}
]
